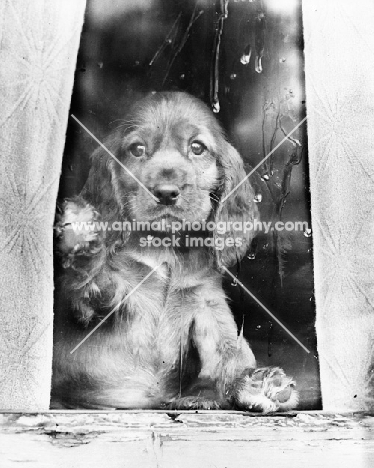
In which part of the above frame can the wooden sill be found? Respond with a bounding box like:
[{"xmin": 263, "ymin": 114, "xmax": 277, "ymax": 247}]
[{"xmin": 1, "ymin": 411, "xmax": 373, "ymax": 467}]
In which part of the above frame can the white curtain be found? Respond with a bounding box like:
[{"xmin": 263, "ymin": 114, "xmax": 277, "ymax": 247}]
[
  {"xmin": 0, "ymin": 0, "xmax": 86, "ymax": 410},
  {"xmin": 303, "ymin": 0, "xmax": 374, "ymax": 410}
]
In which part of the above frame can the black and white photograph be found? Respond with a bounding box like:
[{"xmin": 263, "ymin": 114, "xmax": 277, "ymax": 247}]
[{"xmin": 0, "ymin": 0, "xmax": 374, "ymax": 467}]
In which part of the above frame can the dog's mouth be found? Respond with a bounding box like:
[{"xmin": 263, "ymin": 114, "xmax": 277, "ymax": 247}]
[
  {"xmin": 147, "ymin": 212, "xmax": 186, "ymax": 230},
  {"xmin": 139, "ymin": 208, "xmax": 209, "ymax": 234},
  {"xmin": 146, "ymin": 205, "xmax": 185, "ymax": 220},
  {"xmin": 132, "ymin": 193, "xmax": 213, "ymax": 229}
]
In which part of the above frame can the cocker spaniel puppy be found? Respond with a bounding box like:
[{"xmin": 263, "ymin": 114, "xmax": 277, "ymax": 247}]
[{"xmin": 53, "ymin": 91, "xmax": 298, "ymax": 412}]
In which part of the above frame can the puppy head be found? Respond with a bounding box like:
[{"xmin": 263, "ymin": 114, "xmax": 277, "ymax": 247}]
[
  {"xmin": 83, "ymin": 91, "xmax": 258, "ymax": 266},
  {"xmin": 83, "ymin": 92, "xmax": 221, "ymax": 221}
]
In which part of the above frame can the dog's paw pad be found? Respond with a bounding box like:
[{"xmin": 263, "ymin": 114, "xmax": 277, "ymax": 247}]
[
  {"xmin": 56, "ymin": 199, "xmax": 102, "ymax": 255},
  {"xmin": 232, "ymin": 367, "xmax": 299, "ymax": 413}
]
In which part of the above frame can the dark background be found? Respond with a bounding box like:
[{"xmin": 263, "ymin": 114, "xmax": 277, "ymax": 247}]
[{"xmin": 58, "ymin": 0, "xmax": 320, "ymax": 409}]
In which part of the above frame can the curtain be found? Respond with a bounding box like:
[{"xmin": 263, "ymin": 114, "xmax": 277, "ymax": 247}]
[
  {"xmin": 0, "ymin": 0, "xmax": 86, "ymax": 410},
  {"xmin": 303, "ymin": 0, "xmax": 374, "ymax": 410}
]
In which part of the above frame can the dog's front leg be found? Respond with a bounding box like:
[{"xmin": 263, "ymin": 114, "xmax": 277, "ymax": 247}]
[
  {"xmin": 171, "ymin": 293, "xmax": 298, "ymax": 413},
  {"xmin": 169, "ymin": 295, "xmax": 255, "ymax": 410},
  {"xmin": 55, "ymin": 196, "xmax": 107, "ymax": 324}
]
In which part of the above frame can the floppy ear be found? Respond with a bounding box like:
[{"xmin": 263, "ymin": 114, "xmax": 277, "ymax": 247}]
[
  {"xmin": 213, "ymin": 140, "xmax": 259, "ymax": 268},
  {"xmin": 80, "ymin": 134, "xmax": 130, "ymax": 248}
]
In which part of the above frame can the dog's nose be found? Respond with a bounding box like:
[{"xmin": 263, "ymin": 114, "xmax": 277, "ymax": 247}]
[{"xmin": 153, "ymin": 184, "xmax": 180, "ymax": 205}]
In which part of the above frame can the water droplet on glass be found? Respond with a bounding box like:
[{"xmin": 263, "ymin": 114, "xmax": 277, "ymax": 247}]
[
  {"xmin": 247, "ymin": 253, "xmax": 256, "ymax": 260},
  {"xmin": 230, "ymin": 73, "xmax": 237, "ymax": 80},
  {"xmin": 254, "ymin": 193, "xmax": 262, "ymax": 203},
  {"xmin": 261, "ymin": 173, "xmax": 270, "ymax": 181},
  {"xmin": 279, "ymin": 57, "xmax": 286, "ymax": 63},
  {"xmin": 212, "ymin": 101, "xmax": 220, "ymax": 113},
  {"xmin": 240, "ymin": 44, "xmax": 252, "ymax": 65},
  {"xmin": 304, "ymin": 228, "xmax": 312, "ymax": 237},
  {"xmin": 240, "ymin": 55, "xmax": 250, "ymax": 65},
  {"xmin": 255, "ymin": 56, "xmax": 263, "ymax": 73}
]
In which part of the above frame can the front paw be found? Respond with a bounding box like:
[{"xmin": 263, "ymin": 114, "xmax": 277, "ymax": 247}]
[
  {"xmin": 167, "ymin": 396, "xmax": 222, "ymax": 410},
  {"xmin": 232, "ymin": 367, "xmax": 299, "ymax": 414},
  {"xmin": 55, "ymin": 198, "xmax": 103, "ymax": 258}
]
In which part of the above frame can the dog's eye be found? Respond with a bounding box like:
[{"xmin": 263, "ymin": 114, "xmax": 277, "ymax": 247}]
[
  {"xmin": 190, "ymin": 141, "xmax": 207, "ymax": 156},
  {"xmin": 129, "ymin": 143, "xmax": 146, "ymax": 157}
]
